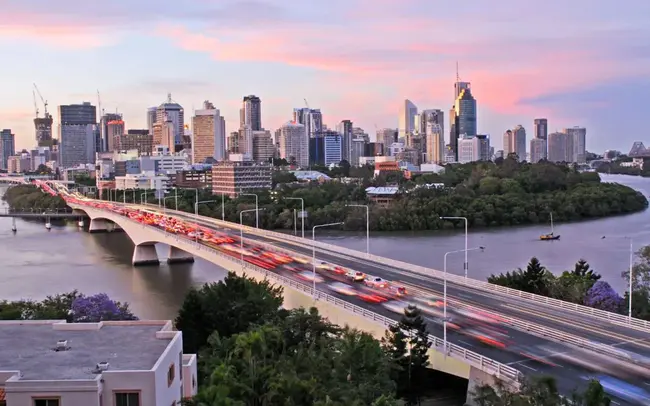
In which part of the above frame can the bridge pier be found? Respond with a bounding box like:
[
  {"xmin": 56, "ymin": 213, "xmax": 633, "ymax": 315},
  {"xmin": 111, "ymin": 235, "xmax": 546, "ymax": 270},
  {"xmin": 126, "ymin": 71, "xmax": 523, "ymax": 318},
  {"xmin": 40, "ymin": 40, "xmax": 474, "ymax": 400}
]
[
  {"xmin": 89, "ymin": 218, "xmax": 108, "ymax": 233},
  {"xmin": 167, "ymin": 246, "xmax": 194, "ymax": 264},
  {"xmin": 132, "ymin": 244, "xmax": 160, "ymax": 266},
  {"xmin": 465, "ymin": 366, "xmax": 517, "ymax": 405}
]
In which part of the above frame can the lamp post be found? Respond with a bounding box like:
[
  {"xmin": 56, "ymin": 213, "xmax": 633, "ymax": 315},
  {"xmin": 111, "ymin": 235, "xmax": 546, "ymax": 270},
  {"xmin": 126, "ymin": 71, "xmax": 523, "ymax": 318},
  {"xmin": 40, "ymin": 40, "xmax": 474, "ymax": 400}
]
[
  {"xmin": 174, "ymin": 187, "xmax": 178, "ymax": 211},
  {"xmin": 440, "ymin": 216, "xmax": 469, "ymax": 278},
  {"xmin": 346, "ymin": 204, "xmax": 369, "ymax": 255},
  {"xmin": 443, "ymin": 246, "xmax": 485, "ymax": 350},
  {"xmin": 140, "ymin": 193, "xmax": 147, "ymax": 205},
  {"xmin": 241, "ymin": 193, "xmax": 259, "ymax": 228},
  {"xmin": 132, "ymin": 189, "xmax": 137, "ymax": 203},
  {"xmin": 312, "ymin": 222, "xmax": 344, "ymax": 298},
  {"xmin": 194, "ymin": 200, "xmax": 217, "ymax": 241},
  {"xmin": 285, "ymin": 197, "xmax": 305, "ymax": 238},
  {"xmin": 191, "ymin": 188, "xmax": 199, "ymax": 217},
  {"xmin": 219, "ymin": 191, "xmax": 225, "ymax": 221},
  {"xmin": 163, "ymin": 196, "xmax": 176, "ymax": 214},
  {"xmin": 240, "ymin": 208, "xmax": 264, "ymax": 271},
  {"xmin": 293, "ymin": 209, "xmax": 297, "ymax": 235},
  {"xmin": 628, "ymin": 237, "xmax": 634, "ymax": 322}
]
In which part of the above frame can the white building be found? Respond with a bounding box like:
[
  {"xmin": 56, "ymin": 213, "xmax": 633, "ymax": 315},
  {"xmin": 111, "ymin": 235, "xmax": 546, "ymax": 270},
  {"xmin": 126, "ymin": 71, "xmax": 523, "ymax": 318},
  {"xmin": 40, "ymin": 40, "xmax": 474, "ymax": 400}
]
[
  {"xmin": 458, "ymin": 134, "xmax": 490, "ymax": 163},
  {"xmin": 398, "ymin": 99, "xmax": 417, "ymax": 139},
  {"xmin": 0, "ymin": 319, "xmax": 197, "ymax": 406},
  {"xmin": 279, "ymin": 121, "xmax": 308, "ymax": 167},
  {"xmin": 529, "ymin": 137, "xmax": 547, "ymax": 163},
  {"xmin": 565, "ymin": 127, "xmax": 587, "ymax": 163},
  {"xmin": 115, "ymin": 172, "xmax": 169, "ymax": 191}
]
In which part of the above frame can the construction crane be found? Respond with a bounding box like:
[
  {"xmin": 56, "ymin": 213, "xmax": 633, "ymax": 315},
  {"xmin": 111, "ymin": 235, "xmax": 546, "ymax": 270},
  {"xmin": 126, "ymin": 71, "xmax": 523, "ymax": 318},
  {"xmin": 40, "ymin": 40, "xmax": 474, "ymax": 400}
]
[
  {"xmin": 33, "ymin": 83, "xmax": 49, "ymax": 117},
  {"xmin": 303, "ymin": 98, "xmax": 310, "ymax": 109},
  {"xmin": 33, "ymin": 89, "xmax": 39, "ymax": 118},
  {"xmin": 97, "ymin": 90, "xmax": 105, "ymax": 116}
]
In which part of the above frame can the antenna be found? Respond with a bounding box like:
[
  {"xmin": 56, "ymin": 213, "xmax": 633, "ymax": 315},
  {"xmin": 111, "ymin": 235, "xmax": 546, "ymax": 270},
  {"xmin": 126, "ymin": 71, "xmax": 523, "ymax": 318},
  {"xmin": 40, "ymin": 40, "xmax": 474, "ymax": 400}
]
[{"xmin": 456, "ymin": 61, "xmax": 460, "ymax": 83}]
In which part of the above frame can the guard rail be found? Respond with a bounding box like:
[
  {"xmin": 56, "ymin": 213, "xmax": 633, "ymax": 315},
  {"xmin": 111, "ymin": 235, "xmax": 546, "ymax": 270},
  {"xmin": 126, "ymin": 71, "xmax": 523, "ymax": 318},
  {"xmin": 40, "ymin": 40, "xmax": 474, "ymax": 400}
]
[{"xmin": 71, "ymin": 202, "xmax": 524, "ymax": 386}]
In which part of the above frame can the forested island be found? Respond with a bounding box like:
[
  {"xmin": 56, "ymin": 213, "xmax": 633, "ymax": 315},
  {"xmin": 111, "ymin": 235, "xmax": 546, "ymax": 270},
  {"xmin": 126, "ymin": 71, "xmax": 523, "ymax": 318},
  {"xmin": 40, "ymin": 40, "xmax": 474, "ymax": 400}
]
[
  {"xmin": 160, "ymin": 158, "xmax": 648, "ymax": 232},
  {"xmin": 1, "ymin": 184, "xmax": 67, "ymax": 211}
]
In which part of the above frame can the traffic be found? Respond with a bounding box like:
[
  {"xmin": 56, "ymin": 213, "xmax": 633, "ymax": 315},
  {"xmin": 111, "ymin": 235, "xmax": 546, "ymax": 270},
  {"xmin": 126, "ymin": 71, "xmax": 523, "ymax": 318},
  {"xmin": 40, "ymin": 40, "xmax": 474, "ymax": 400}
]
[{"xmin": 33, "ymin": 180, "xmax": 650, "ymax": 405}]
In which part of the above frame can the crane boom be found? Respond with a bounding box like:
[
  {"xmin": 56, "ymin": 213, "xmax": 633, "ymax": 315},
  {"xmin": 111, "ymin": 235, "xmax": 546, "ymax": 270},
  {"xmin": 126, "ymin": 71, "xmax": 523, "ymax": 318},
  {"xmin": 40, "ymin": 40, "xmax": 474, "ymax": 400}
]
[
  {"xmin": 33, "ymin": 83, "xmax": 48, "ymax": 116},
  {"xmin": 33, "ymin": 89, "xmax": 39, "ymax": 118},
  {"xmin": 303, "ymin": 98, "xmax": 310, "ymax": 109}
]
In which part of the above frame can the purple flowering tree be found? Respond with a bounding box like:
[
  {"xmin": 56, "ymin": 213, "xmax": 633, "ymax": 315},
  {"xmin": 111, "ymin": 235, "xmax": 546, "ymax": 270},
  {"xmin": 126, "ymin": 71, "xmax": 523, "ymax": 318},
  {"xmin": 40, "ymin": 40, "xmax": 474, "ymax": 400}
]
[
  {"xmin": 584, "ymin": 281, "xmax": 623, "ymax": 313},
  {"xmin": 71, "ymin": 293, "xmax": 138, "ymax": 322}
]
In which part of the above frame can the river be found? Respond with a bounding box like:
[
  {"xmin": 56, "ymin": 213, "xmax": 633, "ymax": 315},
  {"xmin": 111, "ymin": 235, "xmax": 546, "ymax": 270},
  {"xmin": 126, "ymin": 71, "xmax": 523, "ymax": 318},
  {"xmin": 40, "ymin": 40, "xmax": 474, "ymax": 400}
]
[{"xmin": 0, "ymin": 174, "xmax": 647, "ymax": 320}]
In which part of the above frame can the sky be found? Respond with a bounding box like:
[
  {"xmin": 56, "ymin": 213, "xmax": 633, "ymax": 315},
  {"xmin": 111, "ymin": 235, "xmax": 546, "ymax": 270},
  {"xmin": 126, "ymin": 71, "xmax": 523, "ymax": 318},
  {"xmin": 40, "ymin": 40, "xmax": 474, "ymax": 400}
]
[{"xmin": 1, "ymin": 0, "xmax": 650, "ymax": 153}]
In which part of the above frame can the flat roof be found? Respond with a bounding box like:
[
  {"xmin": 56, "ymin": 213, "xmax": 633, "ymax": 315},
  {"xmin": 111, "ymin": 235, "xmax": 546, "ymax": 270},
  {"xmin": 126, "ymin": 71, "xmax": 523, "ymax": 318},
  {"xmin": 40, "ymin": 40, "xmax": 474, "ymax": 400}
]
[{"xmin": 0, "ymin": 321, "xmax": 174, "ymax": 381}]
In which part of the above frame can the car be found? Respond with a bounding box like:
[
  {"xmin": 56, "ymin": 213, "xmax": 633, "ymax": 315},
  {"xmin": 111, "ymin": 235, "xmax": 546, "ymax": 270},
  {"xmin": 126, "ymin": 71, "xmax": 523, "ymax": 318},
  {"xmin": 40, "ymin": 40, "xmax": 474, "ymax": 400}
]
[
  {"xmin": 297, "ymin": 271, "xmax": 324, "ymax": 283},
  {"xmin": 365, "ymin": 277, "xmax": 388, "ymax": 289},
  {"xmin": 347, "ymin": 271, "xmax": 366, "ymax": 282},
  {"xmin": 328, "ymin": 282, "xmax": 356, "ymax": 296}
]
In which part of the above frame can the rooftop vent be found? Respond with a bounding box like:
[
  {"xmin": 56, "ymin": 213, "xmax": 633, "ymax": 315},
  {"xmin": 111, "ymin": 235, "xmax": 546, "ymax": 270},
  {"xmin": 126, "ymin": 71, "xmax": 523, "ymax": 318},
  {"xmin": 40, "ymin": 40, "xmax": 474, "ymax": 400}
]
[
  {"xmin": 96, "ymin": 362, "xmax": 110, "ymax": 371},
  {"xmin": 54, "ymin": 339, "xmax": 69, "ymax": 352}
]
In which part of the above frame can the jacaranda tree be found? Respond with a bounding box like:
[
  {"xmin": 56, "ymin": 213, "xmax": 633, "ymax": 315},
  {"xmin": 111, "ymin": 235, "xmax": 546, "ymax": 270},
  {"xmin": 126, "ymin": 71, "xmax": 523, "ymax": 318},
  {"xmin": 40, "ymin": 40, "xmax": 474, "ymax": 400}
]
[
  {"xmin": 584, "ymin": 281, "xmax": 623, "ymax": 313},
  {"xmin": 70, "ymin": 293, "xmax": 138, "ymax": 322}
]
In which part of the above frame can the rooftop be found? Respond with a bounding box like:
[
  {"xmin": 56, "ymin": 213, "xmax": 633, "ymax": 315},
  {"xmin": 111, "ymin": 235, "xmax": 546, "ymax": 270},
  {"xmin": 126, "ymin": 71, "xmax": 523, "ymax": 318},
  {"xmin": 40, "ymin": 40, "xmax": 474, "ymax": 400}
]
[
  {"xmin": 365, "ymin": 186, "xmax": 399, "ymax": 195},
  {"xmin": 291, "ymin": 170, "xmax": 331, "ymax": 181},
  {"xmin": 0, "ymin": 321, "xmax": 174, "ymax": 381}
]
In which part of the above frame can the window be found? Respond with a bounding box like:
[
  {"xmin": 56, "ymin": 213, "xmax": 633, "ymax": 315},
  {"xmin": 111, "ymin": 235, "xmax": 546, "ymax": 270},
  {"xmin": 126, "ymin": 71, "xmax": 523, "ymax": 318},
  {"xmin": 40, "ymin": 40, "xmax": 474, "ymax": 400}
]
[
  {"xmin": 167, "ymin": 363, "xmax": 175, "ymax": 387},
  {"xmin": 34, "ymin": 400, "xmax": 59, "ymax": 406},
  {"xmin": 115, "ymin": 392, "xmax": 140, "ymax": 406}
]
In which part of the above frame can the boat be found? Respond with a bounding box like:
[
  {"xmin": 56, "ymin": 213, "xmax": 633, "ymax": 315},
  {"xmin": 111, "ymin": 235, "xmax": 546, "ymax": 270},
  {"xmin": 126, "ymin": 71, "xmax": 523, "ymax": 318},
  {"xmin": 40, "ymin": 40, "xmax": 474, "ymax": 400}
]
[{"xmin": 539, "ymin": 212, "xmax": 560, "ymax": 241}]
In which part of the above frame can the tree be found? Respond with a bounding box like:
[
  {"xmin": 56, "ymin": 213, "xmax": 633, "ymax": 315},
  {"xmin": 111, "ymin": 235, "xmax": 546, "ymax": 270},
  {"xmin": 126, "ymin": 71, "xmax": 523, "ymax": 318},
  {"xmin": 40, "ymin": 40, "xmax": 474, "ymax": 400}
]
[
  {"xmin": 174, "ymin": 272, "xmax": 284, "ymax": 354},
  {"xmin": 524, "ymin": 257, "xmax": 551, "ymax": 296},
  {"xmin": 584, "ymin": 281, "xmax": 623, "ymax": 313},
  {"xmin": 70, "ymin": 293, "xmax": 138, "ymax": 322},
  {"xmin": 382, "ymin": 305, "xmax": 430, "ymax": 404},
  {"xmin": 572, "ymin": 259, "xmax": 601, "ymax": 282}
]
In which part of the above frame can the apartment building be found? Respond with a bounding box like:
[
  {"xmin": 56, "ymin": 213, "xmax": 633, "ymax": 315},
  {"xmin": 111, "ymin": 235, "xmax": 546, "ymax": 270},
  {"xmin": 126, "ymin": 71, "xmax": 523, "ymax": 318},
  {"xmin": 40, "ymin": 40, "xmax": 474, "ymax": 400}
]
[
  {"xmin": 0, "ymin": 320, "xmax": 197, "ymax": 406},
  {"xmin": 211, "ymin": 158, "xmax": 272, "ymax": 198}
]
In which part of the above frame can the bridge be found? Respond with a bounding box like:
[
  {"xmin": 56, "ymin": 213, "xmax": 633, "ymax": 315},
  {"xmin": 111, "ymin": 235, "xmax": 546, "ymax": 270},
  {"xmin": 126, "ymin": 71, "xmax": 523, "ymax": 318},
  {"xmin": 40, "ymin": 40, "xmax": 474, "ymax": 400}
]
[
  {"xmin": 6, "ymin": 178, "xmax": 650, "ymax": 404},
  {"xmin": 0, "ymin": 208, "xmax": 82, "ymax": 218}
]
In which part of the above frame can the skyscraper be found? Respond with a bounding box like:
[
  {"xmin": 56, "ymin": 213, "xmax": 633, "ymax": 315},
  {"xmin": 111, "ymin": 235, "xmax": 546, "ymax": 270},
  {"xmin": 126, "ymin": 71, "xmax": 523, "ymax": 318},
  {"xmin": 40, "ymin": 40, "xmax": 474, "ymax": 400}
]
[
  {"xmin": 503, "ymin": 130, "xmax": 514, "ymax": 156},
  {"xmin": 422, "ymin": 110, "xmax": 445, "ymax": 163},
  {"xmin": 101, "ymin": 113, "xmax": 122, "ymax": 152},
  {"xmin": 512, "ymin": 125, "xmax": 527, "ymax": 161},
  {"xmin": 337, "ymin": 120, "xmax": 353, "ymax": 161},
  {"xmin": 454, "ymin": 86, "xmax": 477, "ymax": 138},
  {"xmin": 565, "ymin": 127, "xmax": 587, "ymax": 163},
  {"xmin": 34, "ymin": 112, "xmax": 53, "ymax": 146},
  {"xmin": 398, "ymin": 99, "xmax": 417, "ymax": 139},
  {"xmin": 0, "ymin": 129, "xmax": 15, "ymax": 170},
  {"xmin": 548, "ymin": 132, "xmax": 570, "ymax": 163},
  {"xmin": 293, "ymin": 108, "xmax": 322, "ymax": 138},
  {"xmin": 147, "ymin": 107, "xmax": 157, "ymax": 137},
  {"xmin": 533, "ymin": 118, "xmax": 548, "ymax": 140},
  {"xmin": 156, "ymin": 94, "xmax": 184, "ymax": 150},
  {"xmin": 242, "ymin": 95, "xmax": 262, "ymax": 131},
  {"xmin": 530, "ymin": 138, "xmax": 547, "ymax": 163},
  {"xmin": 192, "ymin": 100, "xmax": 226, "ymax": 164},
  {"xmin": 59, "ymin": 102, "xmax": 97, "ymax": 168},
  {"xmin": 376, "ymin": 128, "xmax": 397, "ymax": 156},
  {"xmin": 279, "ymin": 121, "xmax": 308, "ymax": 167}
]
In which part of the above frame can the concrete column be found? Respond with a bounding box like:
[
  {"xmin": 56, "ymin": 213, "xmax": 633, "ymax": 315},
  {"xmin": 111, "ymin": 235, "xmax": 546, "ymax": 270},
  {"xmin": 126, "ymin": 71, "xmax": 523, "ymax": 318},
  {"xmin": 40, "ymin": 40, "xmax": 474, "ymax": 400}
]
[
  {"xmin": 89, "ymin": 218, "xmax": 108, "ymax": 233},
  {"xmin": 465, "ymin": 366, "xmax": 514, "ymax": 405},
  {"xmin": 132, "ymin": 244, "xmax": 160, "ymax": 266},
  {"xmin": 167, "ymin": 246, "xmax": 195, "ymax": 264}
]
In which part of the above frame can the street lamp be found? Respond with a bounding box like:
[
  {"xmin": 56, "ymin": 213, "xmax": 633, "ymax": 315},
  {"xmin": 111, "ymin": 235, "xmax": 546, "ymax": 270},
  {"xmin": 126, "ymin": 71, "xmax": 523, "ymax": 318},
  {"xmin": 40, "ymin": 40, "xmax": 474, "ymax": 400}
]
[
  {"xmin": 605, "ymin": 236, "xmax": 634, "ymax": 321},
  {"xmin": 443, "ymin": 246, "xmax": 485, "ymax": 350},
  {"xmin": 194, "ymin": 200, "xmax": 218, "ymax": 242},
  {"xmin": 346, "ymin": 204, "xmax": 369, "ymax": 255},
  {"xmin": 163, "ymin": 196, "xmax": 176, "ymax": 214},
  {"xmin": 240, "ymin": 208, "xmax": 265, "ymax": 271},
  {"xmin": 240, "ymin": 193, "xmax": 259, "ymax": 228},
  {"xmin": 440, "ymin": 216, "xmax": 469, "ymax": 278},
  {"xmin": 285, "ymin": 197, "xmax": 305, "ymax": 238},
  {"xmin": 190, "ymin": 188, "xmax": 199, "ymax": 217},
  {"xmin": 312, "ymin": 222, "xmax": 344, "ymax": 298}
]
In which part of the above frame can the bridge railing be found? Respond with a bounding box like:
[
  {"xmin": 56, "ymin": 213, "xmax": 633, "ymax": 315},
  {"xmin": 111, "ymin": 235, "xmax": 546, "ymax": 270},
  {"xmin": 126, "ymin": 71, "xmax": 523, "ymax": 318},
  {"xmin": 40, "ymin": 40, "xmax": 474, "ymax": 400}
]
[{"xmin": 73, "ymin": 203, "xmax": 524, "ymax": 387}]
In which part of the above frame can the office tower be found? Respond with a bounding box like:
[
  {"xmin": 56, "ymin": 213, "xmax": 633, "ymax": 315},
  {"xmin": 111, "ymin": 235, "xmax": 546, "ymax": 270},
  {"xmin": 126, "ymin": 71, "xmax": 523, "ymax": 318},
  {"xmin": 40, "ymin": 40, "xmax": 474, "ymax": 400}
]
[
  {"xmin": 192, "ymin": 100, "xmax": 226, "ymax": 164},
  {"xmin": 529, "ymin": 137, "xmax": 547, "ymax": 163},
  {"xmin": 337, "ymin": 120, "xmax": 353, "ymax": 161},
  {"xmin": 475, "ymin": 135, "xmax": 491, "ymax": 161},
  {"xmin": 565, "ymin": 127, "xmax": 587, "ymax": 163},
  {"xmin": 511, "ymin": 125, "xmax": 526, "ymax": 161},
  {"xmin": 147, "ymin": 107, "xmax": 157, "ymax": 137},
  {"xmin": 455, "ymin": 81, "xmax": 470, "ymax": 100},
  {"xmin": 457, "ymin": 134, "xmax": 490, "ymax": 163},
  {"xmin": 293, "ymin": 108, "xmax": 322, "ymax": 138},
  {"xmin": 503, "ymin": 130, "xmax": 514, "ymax": 156},
  {"xmin": 106, "ymin": 118, "xmax": 125, "ymax": 152},
  {"xmin": 156, "ymin": 94, "xmax": 184, "ymax": 150},
  {"xmin": 449, "ymin": 107, "xmax": 458, "ymax": 159},
  {"xmin": 279, "ymin": 121, "xmax": 308, "ymax": 167},
  {"xmin": 34, "ymin": 113, "xmax": 53, "ymax": 146},
  {"xmin": 454, "ymin": 86, "xmax": 477, "ymax": 139},
  {"xmin": 252, "ymin": 130, "xmax": 274, "ymax": 163},
  {"xmin": 420, "ymin": 109, "xmax": 445, "ymax": 163},
  {"xmin": 59, "ymin": 102, "xmax": 97, "ymax": 168},
  {"xmin": 237, "ymin": 126, "xmax": 253, "ymax": 158},
  {"xmin": 310, "ymin": 130, "xmax": 342, "ymax": 166},
  {"xmin": 242, "ymin": 95, "xmax": 262, "ymax": 131},
  {"xmin": 533, "ymin": 118, "xmax": 548, "ymax": 140},
  {"xmin": 376, "ymin": 128, "xmax": 397, "ymax": 155},
  {"xmin": 100, "ymin": 112, "xmax": 122, "ymax": 152},
  {"xmin": 0, "ymin": 129, "xmax": 15, "ymax": 170},
  {"xmin": 547, "ymin": 132, "xmax": 570, "ymax": 162},
  {"xmin": 122, "ymin": 130, "xmax": 153, "ymax": 156},
  {"xmin": 227, "ymin": 131, "xmax": 239, "ymax": 154},
  {"xmin": 398, "ymin": 99, "xmax": 417, "ymax": 139},
  {"xmin": 152, "ymin": 113, "xmax": 175, "ymax": 153}
]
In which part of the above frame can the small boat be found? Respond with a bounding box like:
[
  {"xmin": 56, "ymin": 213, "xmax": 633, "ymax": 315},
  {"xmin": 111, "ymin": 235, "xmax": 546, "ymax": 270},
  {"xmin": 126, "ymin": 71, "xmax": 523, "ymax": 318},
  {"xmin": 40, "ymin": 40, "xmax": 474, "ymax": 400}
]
[
  {"xmin": 45, "ymin": 222, "xmax": 52, "ymax": 230},
  {"xmin": 540, "ymin": 212, "xmax": 560, "ymax": 241}
]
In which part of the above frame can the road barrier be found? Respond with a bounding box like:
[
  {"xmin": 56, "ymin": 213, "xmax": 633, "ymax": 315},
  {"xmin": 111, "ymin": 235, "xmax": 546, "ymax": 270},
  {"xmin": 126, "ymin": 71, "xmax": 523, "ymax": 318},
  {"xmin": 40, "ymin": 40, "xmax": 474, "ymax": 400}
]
[{"xmin": 70, "ymin": 202, "xmax": 524, "ymax": 387}]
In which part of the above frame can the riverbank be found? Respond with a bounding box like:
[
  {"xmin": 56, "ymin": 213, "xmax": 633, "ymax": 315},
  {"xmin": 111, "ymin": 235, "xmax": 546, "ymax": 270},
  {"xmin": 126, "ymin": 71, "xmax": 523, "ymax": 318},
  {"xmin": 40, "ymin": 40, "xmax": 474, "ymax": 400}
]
[{"xmin": 2, "ymin": 184, "xmax": 67, "ymax": 211}]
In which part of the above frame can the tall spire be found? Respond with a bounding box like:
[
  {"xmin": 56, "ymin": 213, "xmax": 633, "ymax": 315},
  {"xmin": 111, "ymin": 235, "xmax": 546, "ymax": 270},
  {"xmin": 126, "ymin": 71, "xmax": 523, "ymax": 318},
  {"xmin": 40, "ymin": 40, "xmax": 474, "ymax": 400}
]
[{"xmin": 456, "ymin": 61, "xmax": 460, "ymax": 83}]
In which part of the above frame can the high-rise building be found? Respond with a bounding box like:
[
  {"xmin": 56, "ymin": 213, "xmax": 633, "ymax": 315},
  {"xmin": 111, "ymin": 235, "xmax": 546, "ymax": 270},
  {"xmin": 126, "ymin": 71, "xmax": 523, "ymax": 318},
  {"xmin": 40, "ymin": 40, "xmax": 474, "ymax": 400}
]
[
  {"xmin": 242, "ymin": 95, "xmax": 262, "ymax": 131},
  {"xmin": 293, "ymin": 108, "xmax": 322, "ymax": 138},
  {"xmin": 106, "ymin": 119, "xmax": 125, "ymax": 152},
  {"xmin": 310, "ymin": 131, "xmax": 342, "ymax": 166},
  {"xmin": 147, "ymin": 107, "xmax": 157, "ymax": 137},
  {"xmin": 512, "ymin": 125, "xmax": 526, "ymax": 161},
  {"xmin": 533, "ymin": 118, "xmax": 548, "ymax": 140},
  {"xmin": 449, "ymin": 107, "xmax": 458, "ymax": 159},
  {"xmin": 376, "ymin": 128, "xmax": 397, "ymax": 156},
  {"xmin": 34, "ymin": 112, "xmax": 53, "ymax": 146},
  {"xmin": 237, "ymin": 126, "xmax": 253, "ymax": 158},
  {"xmin": 503, "ymin": 130, "xmax": 514, "ymax": 156},
  {"xmin": 475, "ymin": 134, "xmax": 491, "ymax": 161},
  {"xmin": 279, "ymin": 121, "xmax": 308, "ymax": 167},
  {"xmin": 152, "ymin": 114, "xmax": 176, "ymax": 153},
  {"xmin": 337, "ymin": 120, "xmax": 353, "ymax": 161},
  {"xmin": 100, "ymin": 113, "xmax": 122, "ymax": 152},
  {"xmin": 529, "ymin": 137, "xmax": 547, "ymax": 163},
  {"xmin": 0, "ymin": 129, "xmax": 15, "ymax": 170},
  {"xmin": 420, "ymin": 109, "xmax": 445, "ymax": 163},
  {"xmin": 191, "ymin": 100, "xmax": 226, "ymax": 164},
  {"xmin": 548, "ymin": 132, "xmax": 570, "ymax": 163},
  {"xmin": 454, "ymin": 86, "xmax": 477, "ymax": 139},
  {"xmin": 156, "ymin": 94, "xmax": 184, "ymax": 150},
  {"xmin": 398, "ymin": 99, "xmax": 417, "ymax": 139},
  {"xmin": 211, "ymin": 160, "xmax": 272, "ymax": 198},
  {"xmin": 458, "ymin": 134, "xmax": 490, "ymax": 163},
  {"xmin": 122, "ymin": 130, "xmax": 153, "ymax": 156},
  {"xmin": 565, "ymin": 127, "xmax": 587, "ymax": 163},
  {"xmin": 455, "ymin": 81, "xmax": 470, "ymax": 100},
  {"xmin": 59, "ymin": 103, "xmax": 97, "ymax": 168},
  {"xmin": 252, "ymin": 130, "xmax": 275, "ymax": 163}
]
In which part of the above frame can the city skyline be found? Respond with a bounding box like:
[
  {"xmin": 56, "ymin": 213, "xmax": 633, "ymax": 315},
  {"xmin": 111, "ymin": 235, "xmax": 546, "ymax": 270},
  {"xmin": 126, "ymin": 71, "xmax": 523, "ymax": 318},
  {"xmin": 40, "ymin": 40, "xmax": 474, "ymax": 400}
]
[{"xmin": 1, "ymin": 0, "xmax": 649, "ymax": 152}]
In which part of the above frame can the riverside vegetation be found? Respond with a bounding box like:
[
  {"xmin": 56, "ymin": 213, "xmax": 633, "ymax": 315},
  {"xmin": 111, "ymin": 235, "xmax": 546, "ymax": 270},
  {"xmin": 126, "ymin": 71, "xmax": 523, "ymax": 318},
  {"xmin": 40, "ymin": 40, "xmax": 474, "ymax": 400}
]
[
  {"xmin": 2, "ymin": 184, "xmax": 68, "ymax": 211},
  {"xmin": 100, "ymin": 158, "xmax": 647, "ymax": 233}
]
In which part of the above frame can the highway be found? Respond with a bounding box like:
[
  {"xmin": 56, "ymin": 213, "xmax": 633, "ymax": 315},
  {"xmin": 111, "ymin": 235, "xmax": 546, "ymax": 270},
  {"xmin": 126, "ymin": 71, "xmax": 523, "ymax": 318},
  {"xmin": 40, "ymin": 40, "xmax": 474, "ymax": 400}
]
[{"xmin": 142, "ymin": 207, "xmax": 650, "ymax": 404}]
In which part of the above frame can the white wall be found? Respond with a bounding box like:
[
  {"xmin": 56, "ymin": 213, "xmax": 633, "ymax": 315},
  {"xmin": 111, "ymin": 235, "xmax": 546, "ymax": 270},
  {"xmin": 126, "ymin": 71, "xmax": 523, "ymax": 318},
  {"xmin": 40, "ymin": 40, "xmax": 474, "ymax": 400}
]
[
  {"xmin": 101, "ymin": 370, "xmax": 154, "ymax": 406},
  {"xmin": 153, "ymin": 334, "xmax": 184, "ymax": 406},
  {"xmin": 4, "ymin": 379, "xmax": 101, "ymax": 406}
]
